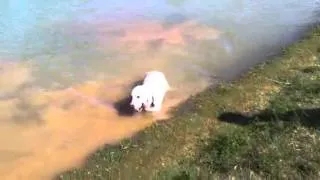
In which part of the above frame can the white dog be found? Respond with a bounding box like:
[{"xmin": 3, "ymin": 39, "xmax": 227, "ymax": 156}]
[{"xmin": 130, "ymin": 71, "xmax": 170, "ymax": 112}]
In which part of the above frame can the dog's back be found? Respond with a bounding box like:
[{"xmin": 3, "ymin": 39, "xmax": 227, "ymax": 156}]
[{"xmin": 144, "ymin": 71, "xmax": 170, "ymax": 91}]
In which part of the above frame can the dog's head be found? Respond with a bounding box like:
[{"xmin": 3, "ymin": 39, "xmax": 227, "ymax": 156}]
[{"xmin": 130, "ymin": 85, "xmax": 150, "ymax": 112}]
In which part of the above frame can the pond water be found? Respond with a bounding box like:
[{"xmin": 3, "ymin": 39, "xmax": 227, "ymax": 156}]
[{"xmin": 0, "ymin": 0, "xmax": 319, "ymax": 179}]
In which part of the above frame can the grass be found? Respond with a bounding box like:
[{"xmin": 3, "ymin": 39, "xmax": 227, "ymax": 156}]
[{"xmin": 59, "ymin": 27, "xmax": 320, "ymax": 180}]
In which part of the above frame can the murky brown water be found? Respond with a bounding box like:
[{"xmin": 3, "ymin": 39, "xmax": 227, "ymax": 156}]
[
  {"xmin": 0, "ymin": 0, "xmax": 319, "ymax": 179},
  {"xmin": 0, "ymin": 20, "xmax": 218, "ymax": 179}
]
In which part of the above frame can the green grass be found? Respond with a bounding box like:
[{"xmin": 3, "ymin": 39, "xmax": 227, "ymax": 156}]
[{"xmin": 59, "ymin": 27, "xmax": 320, "ymax": 180}]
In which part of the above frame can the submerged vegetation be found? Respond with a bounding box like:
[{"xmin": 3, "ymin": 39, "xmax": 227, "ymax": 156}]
[{"xmin": 60, "ymin": 27, "xmax": 320, "ymax": 179}]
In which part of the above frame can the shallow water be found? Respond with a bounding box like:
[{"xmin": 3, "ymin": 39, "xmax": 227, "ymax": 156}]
[{"xmin": 0, "ymin": 0, "xmax": 319, "ymax": 179}]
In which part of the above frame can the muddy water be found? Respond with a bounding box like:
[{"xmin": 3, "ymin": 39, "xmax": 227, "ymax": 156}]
[{"xmin": 0, "ymin": 0, "xmax": 319, "ymax": 179}]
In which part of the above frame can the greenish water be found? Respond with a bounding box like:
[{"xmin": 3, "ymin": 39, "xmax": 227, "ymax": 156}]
[{"xmin": 0, "ymin": 0, "xmax": 318, "ymax": 88}]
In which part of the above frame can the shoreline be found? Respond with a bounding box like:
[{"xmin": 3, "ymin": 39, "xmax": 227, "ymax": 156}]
[{"xmin": 59, "ymin": 26, "xmax": 320, "ymax": 179}]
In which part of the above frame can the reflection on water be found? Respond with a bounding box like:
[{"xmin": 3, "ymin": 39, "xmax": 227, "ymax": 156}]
[
  {"xmin": 0, "ymin": 0, "xmax": 319, "ymax": 179},
  {"xmin": 0, "ymin": 62, "xmax": 33, "ymax": 97}
]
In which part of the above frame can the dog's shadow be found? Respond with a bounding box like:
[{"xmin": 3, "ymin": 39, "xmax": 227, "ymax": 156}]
[{"xmin": 113, "ymin": 79, "xmax": 145, "ymax": 117}]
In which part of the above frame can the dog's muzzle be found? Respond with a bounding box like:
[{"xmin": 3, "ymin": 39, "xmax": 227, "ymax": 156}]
[{"xmin": 130, "ymin": 102, "xmax": 144, "ymax": 112}]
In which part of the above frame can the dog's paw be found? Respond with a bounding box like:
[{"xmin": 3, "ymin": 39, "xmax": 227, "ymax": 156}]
[
  {"xmin": 144, "ymin": 106, "xmax": 153, "ymax": 112},
  {"xmin": 144, "ymin": 104, "xmax": 161, "ymax": 112}
]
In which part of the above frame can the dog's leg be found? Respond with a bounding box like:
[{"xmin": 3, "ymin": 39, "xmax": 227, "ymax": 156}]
[
  {"xmin": 143, "ymin": 93, "xmax": 154, "ymax": 112},
  {"xmin": 150, "ymin": 104, "xmax": 161, "ymax": 112},
  {"xmin": 144, "ymin": 102, "xmax": 153, "ymax": 112},
  {"xmin": 145, "ymin": 100, "xmax": 160, "ymax": 112},
  {"xmin": 144, "ymin": 99, "xmax": 161, "ymax": 112},
  {"xmin": 150, "ymin": 94, "xmax": 164, "ymax": 112}
]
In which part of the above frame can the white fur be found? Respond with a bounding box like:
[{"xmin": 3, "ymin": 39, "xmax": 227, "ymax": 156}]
[{"xmin": 130, "ymin": 71, "xmax": 170, "ymax": 112}]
